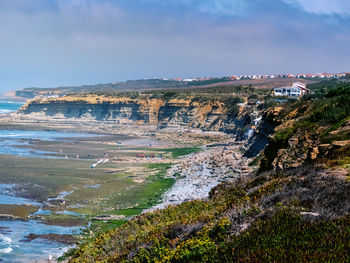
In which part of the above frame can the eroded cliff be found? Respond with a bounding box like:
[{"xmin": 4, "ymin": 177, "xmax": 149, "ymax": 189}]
[
  {"xmin": 18, "ymin": 95, "xmax": 249, "ymax": 133},
  {"xmin": 259, "ymin": 84, "xmax": 350, "ymax": 171}
]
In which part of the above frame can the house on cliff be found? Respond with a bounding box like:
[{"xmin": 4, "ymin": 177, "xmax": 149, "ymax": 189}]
[{"xmin": 273, "ymin": 82, "xmax": 309, "ymax": 97}]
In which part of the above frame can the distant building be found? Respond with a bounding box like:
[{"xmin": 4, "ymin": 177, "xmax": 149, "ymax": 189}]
[
  {"xmin": 230, "ymin": 76, "xmax": 240, "ymax": 80},
  {"xmin": 273, "ymin": 82, "xmax": 309, "ymax": 97}
]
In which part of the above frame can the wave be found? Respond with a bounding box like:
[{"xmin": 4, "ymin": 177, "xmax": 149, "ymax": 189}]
[
  {"xmin": 0, "ymin": 109, "xmax": 12, "ymax": 114},
  {"xmin": 0, "ymin": 247, "xmax": 13, "ymax": 254},
  {"xmin": 0, "ymin": 101, "xmax": 24, "ymax": 104},
  {"xmin": 0, "ymin": 233, "xmax": 13, "ymax": 254}
]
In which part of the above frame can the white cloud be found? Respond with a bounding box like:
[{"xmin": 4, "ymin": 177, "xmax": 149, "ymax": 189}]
[
  {"xmin": 284, "ymin": 0, "xmax": 350, "ymax": 15},
  {"xmin": 0, "ymin": 0, "xmax": 349, "ymax": 93}
]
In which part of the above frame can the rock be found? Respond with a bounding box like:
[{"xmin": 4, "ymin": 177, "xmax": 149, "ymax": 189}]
[
  {"xmin": 331, "ymin": 140, "xmax": 350, "ymax": 148},
  {"xmin": 22, "ymin": 233, "xmax": 78, "ymax": 244},
  {"xmin": 93, "ymin": 215, "xmax": 126, "ymax": 221},
  {"xmin": 310, "ymin": 146, "xmax": 319, "ymax": 160},
  {"xmin": 0, "ymin": 214, "xmax": 22, "ymax": 220},
  {"xmin": 319, "ymin": 144, "xmax": 331, "ymax": 153},
  {"xmin": 148, "ymin": 142, "xmax": 251, "ymax": 211},
  {"xmin": 15, "ymin": 96, "xmax": 248, "ymax": 133},
  {"xmin": 288, "ymin": 137, "xmax": 299, "ymax": 148},
  {"xmin": 300, "ymin": 211, "xmax": 322, "ymax": 222}
]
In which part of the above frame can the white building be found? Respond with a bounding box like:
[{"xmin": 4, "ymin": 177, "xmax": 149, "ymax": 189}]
[{"xmin": 273, "ymin": 82, "xmax": 309, "ymax": 97}]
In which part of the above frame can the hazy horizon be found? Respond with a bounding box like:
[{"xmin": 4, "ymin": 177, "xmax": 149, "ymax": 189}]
[{"xmin": 0, "ymin": 0, "xmax": 349, "ymax": 94}]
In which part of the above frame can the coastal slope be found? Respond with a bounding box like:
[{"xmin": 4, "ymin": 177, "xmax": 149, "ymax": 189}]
[{"xmin": 65, "ymin": 83, "xmax": 350, "ymax": 262}]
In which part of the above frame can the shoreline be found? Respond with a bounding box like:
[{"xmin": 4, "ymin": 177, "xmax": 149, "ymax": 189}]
[
  {"xmin": 0, "ymin": 114, "xmax": 251, "ymax": 262},
  {"xmin": 149, "ymin": 140, "xmax": 253, "ymax": 211}
]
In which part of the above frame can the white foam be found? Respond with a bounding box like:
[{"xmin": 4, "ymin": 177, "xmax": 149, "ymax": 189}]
[
  {"xmin": 0, "ymin": 233, "xmax": 13, "ymax": 254},
  {"xmin": 0, "ymin": 233, "xmax": 13, "ymax": 244},
  {"xmin": 0, "ymin": 109, "xmax": 12, "ymax": 114},
  {"xmin": 0, "ymin": 247, "xmax": 13, "ymax": 254}
]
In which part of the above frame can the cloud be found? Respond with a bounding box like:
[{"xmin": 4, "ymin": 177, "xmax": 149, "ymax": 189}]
[
  {"xmin": 0, "ymin": 0, "xmax": 349, "ymax": 93},
  {"xmin": 283, "ymin": 0, "xmax": 350, "ymax": 15}
]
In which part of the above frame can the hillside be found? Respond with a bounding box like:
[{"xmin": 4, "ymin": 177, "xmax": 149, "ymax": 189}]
[
  {"xmin": 64, "ymin": 83, "xmax": 350, "ymax": 262},
  {"xmin": 12, "ymin": 77, "xmax": 310, "ymax": 99},
  {"xmin": 14, "ymin": 79, "xmax": 189, "ymax": 99}
]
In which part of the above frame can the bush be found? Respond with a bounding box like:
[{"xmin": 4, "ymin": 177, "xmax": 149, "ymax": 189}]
[
  {"xmin": 224, "ymin": 97, "xmax": 242, "ymax": 116},
  {"xmin": 232, "ymin": 211, "xmax": 350, "ymax": 262}
]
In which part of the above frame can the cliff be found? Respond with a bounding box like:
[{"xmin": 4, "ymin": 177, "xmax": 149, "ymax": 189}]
[
  {"xmin": 18, "ymin": 95, "xmax": 248, "ymax": 133},
  {"xmin": 259, "ymin": 84, "xmax": 350, "ymax": 171}
]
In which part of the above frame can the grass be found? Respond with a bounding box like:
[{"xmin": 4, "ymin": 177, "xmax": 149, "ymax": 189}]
[
  {"xmin": 66, "ymin": 165, "xmax": 350, "ymax": 262},
  {"xmin": 87, "ymin": 219, "xmax": 127, "ymax": 237},
  {"xmin": 248, "ymin": 153, "xmax": 264, "ymax": 167},
  {"xmin": 328, "ymin": 157, "xmax": 350, "ymax": 169},
  {"xmin": 0, "ymin": 204, "xmax": 37, "ymax": 218},
  {"xmin": 162, "ymin": 147, "xmax": 201, "ymax": 158},
  {"xmin": 0, "ymin": 142, "xmax": 177, "ymax": 221},
  {"xmin": 102, "ymin": 163, "xmax": 174, "ymax": 215},
  {"xmin": 230, "ymin": 211, "xmax": 350, "ymax": 262}
]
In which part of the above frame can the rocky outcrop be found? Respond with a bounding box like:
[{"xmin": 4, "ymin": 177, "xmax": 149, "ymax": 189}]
[
  {"xmin": 22, "ymin": 233, "xmax": 78, "ymax": 244},
  {"xmin": 150, "ymin": 142, "xmax": 253, "ymax": 210},
  {"xmin": 271, "ymin": 130, "xmax": 319, "ymax": 170},
  {"xmin": 259, "ymin": 100, "xmax": 350, "ymax": 171},
  {"xmin": 244, "ymin": 108, "xmax": 281, "ymax": 158},
  {"xmin": 17, "ymin": 96, "xmax": 248, "ymax": 134}
]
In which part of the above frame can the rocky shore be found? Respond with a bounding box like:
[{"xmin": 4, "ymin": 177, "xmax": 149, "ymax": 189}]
[
  {"xmin": 150, "ymin": 140, "xmax": 254, "ymax": 210},
  {"xmin": 22, "ymin": 233, "xmax": 79, "ymax": 245}
]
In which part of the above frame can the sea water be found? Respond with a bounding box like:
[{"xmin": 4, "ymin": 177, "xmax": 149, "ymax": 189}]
[
  {"xmin": 0, "ymin": 220, "xmax": 80, "ymax": 262},
  {"xmin": 0, "ymin": 101, "xmax": 24, "ymax": 114},
  {"xmin": 0, "ymin": 184, "xmax": 81, "ymax": 262},
  {"xmin": 0, "ymin": 184, "xmax": 41, "ymax": 206},
  {"xmin": 0, "ymin": 100, "xmax": 83, "ymax": 262},
  {"xmin": 0, "ymin": 130, "xmax": 99, "ymax": 158}
]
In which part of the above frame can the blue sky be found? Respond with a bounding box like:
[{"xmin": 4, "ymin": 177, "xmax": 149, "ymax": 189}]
[{"xmin": 0, "ymin": 0, "xmax": 349, "ymax": 93}]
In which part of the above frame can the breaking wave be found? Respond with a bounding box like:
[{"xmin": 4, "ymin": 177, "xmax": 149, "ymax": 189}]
[
  {"xmin": 0, "ymin": 109, "xmax": 12, "ymax": 114},
  {"xmin": 0, "ymin": 233, "xmax": 13, "ymax": 254}
]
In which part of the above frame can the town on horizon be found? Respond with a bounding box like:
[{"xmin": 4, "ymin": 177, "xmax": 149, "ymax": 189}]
[{"xmin": 149, "ymin": 71, "xmax": 349, "ymax": 83}]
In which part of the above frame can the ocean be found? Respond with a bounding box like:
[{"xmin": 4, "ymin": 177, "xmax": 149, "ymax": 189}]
[
  {"xmin": 0, "ymin": 100, "xmax": 83, "ymax": 262},
  {"xmin": 0, "ymin": 100, "xmax": 24, "ymax": 114},
  {"xmin": 0, "ymin": 218, "xmax": 80, "ymax": 262}
]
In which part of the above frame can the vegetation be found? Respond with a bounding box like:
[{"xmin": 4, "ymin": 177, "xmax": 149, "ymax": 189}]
[
  {"xmin": 189, "ymin": 77, "xmax": 232, "ymax": 86},
  {"xmin": 309, "ymin": 84, "xmax": 350, "ymax": 125},
  {"xmin": 61, "ymin": 81, "xmax": 350, "ymax": 262},
  {"xmin": 307, "ymin": 79, "xmax": 344, "ymax": 96},
  {"xmin": 224, "ymin": 97, "xmax": 242, "ymax": 116},
  {"xmin": 162, "ymin": 147, "xmax": 201, "ymax": 158},
  {"xmin": 65, "ymin": 164, "xmax": 350, "ymax": 262},
  {"xmin": 231, "ymin": 211, "xmax": 350, "ymax": 262},
  {"xmin": 260, "ymin": 83, "xmax": 350, "ymax": 171}
]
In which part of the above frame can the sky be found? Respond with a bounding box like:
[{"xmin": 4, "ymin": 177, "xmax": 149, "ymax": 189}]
[{"xmin": 0, "ymin": 0, "xmax": 349, "ymax": 93}]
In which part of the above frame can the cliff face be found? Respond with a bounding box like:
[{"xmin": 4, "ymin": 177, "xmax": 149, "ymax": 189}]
[
  {"xmin": 18, "ymin": 96, "xmax": 247, "ymax": 133},
  {"xmin": 259, "ymin": 85, "xmax": 350, "ymax": 171}
]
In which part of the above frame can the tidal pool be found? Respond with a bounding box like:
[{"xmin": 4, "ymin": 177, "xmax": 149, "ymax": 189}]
[
  {"xmin": 0, "ymin": 130, "xmax": 100, "ymax": 158},
  {"xmin": 0, "ymin": 184, "xmax": 41, "ymax": 206}
]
